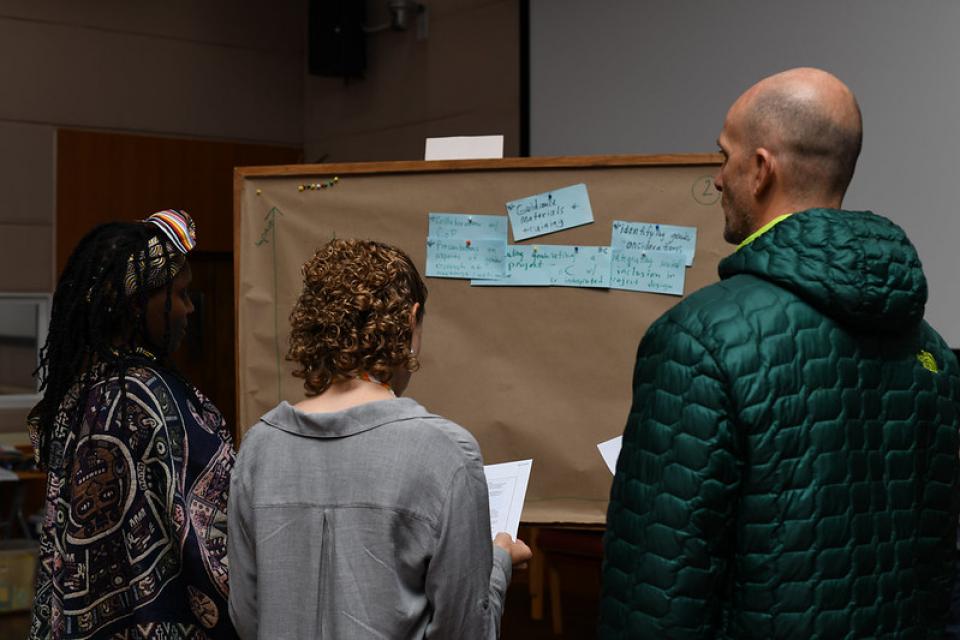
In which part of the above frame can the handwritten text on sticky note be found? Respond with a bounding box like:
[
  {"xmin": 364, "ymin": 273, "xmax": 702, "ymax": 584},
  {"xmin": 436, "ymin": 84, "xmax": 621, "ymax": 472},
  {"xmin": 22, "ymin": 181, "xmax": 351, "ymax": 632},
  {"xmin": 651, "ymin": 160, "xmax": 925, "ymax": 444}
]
[
  {"xmin": 428, "ymin": 213, "xmax": 508, "ymax": 241},
  {"xmin": 505, "ymin": 184, "xmax": 594, "ymax": 241},
  {"xmin": 426, "ymin": 238, "xmax": 506, "ymax": 280},
  {"xmin": 550, "ymin": 246, "xmax": 611, "ymax": 288},
  {"xmin": 610, "ymin": 249, "xmax": 686, "ymax": 295},
  {"xmin": 471, "ymin": 245, "xmax": 610, "ymax": 288},
  {"xmin": 471, "ymin": 246, "xmax": 552, "ymax": 286},
  {"xmin": 611, "ymin": 220, "xmax": 697, "ymax": 266}
]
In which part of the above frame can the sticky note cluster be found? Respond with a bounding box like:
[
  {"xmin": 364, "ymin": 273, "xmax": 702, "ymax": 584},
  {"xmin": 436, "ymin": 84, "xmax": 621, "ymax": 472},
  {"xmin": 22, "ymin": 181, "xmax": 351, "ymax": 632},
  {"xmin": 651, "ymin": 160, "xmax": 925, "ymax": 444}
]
[{"xmin": 424, "ymin": 184, "xmax": 698, "ymax": 297}]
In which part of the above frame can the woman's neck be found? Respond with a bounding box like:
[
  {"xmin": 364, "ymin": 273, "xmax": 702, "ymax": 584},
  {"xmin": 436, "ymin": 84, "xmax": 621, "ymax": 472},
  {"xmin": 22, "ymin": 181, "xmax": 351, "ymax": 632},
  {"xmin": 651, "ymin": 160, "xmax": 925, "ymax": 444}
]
[{"xmin": 294, "ymin": 376, "xmax": 394, "ymax": 414}]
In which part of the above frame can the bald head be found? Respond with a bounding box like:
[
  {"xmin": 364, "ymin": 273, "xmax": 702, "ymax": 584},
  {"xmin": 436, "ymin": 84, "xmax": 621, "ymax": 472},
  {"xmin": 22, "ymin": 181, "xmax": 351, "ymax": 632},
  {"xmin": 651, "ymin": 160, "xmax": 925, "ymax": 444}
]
[{"xmin": 732, "ymin": 68, "xmax": 863, "ymax": 199}]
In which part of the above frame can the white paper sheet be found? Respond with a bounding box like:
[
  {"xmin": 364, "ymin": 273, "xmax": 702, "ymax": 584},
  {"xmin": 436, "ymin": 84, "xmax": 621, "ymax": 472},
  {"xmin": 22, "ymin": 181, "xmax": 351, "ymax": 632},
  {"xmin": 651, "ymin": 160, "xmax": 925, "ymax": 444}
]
[
  {"xmin": 483, "ymin": 458, "xmax": 532, "ymax": 540},
  {"xmin": 424, "ymin": 135, "xmax": 504, "ymax": 161},
  {"xmin": 597, "ymin": 436, "xmax": 623, "ymax": 474}
]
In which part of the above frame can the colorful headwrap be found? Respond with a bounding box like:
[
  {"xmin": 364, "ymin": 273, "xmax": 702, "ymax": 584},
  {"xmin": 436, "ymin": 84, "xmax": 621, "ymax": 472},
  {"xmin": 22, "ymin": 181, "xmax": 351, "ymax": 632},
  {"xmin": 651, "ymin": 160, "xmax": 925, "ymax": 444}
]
[
  {"xmin": 124, "ymin": 209, "xmax": 197, "ymax": 296},
  {"xmin": 148, "ymin": 209, "xmax": 197, "ymax": 253}
]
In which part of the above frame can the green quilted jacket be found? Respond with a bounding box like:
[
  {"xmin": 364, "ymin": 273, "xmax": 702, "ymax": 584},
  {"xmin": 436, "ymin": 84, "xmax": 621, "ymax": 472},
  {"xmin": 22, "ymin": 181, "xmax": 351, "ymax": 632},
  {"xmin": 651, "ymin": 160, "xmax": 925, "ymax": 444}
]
[{"xmin": 601, "ymin": 208, "xmax": 960, "ymax": 639}]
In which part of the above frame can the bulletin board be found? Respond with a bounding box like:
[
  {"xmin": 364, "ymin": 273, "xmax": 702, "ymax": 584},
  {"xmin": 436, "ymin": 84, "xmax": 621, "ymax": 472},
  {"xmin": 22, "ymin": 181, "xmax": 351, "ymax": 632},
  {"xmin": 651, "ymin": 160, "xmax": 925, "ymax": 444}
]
[{"xmin": 234, "ymin": 154, "xmax": 724, "ymax": 525}]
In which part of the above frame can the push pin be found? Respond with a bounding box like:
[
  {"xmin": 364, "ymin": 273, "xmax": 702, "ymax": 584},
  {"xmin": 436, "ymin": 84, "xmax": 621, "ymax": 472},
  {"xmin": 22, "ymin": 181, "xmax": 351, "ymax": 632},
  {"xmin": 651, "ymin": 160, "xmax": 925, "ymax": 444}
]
[
  {"xmin": 256, "ymin": 189, "xmax": 262, "ymax": 196},
  {"xmin": 533, "ymin": 246, "xmax": 539, "ymax": 254},
  {"xmin": 300, "ymin": 178, "xmax": 339, "ymax": 192},
  {"xmin": 465, "ymin": 239, "xmax": 472, "ymax": 248}
]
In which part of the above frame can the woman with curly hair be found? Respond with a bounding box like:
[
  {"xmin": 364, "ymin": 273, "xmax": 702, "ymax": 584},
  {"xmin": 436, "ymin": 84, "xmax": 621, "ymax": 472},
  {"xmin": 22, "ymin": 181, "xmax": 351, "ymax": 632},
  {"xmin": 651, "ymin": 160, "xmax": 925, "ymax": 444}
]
[
  {"xmin": 228, "ymin": 238, "xmax": 531, "ymax": 639},
  {"xmin": 29, "ymin": 211, "xmax": 237, "ymax": 640}
]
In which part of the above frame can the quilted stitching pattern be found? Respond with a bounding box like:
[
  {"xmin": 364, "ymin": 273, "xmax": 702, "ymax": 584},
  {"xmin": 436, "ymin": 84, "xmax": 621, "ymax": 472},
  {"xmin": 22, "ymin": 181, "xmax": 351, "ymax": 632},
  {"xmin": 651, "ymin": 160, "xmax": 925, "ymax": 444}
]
[
  {"xmin": 601, "ymin": 210, "xmax": 960, "ymax": 639},
  {"xmin": 719, "ymin": 209, "xmax": 927, "ymax": 332}
]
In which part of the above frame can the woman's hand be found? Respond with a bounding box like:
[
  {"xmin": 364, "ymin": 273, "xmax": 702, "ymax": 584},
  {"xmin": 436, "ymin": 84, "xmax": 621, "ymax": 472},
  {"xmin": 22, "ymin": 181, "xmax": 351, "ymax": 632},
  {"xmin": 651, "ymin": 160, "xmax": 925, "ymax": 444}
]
[{"xmin": 494, "ymin": 532, "xmax": 533, "ymax": 569}]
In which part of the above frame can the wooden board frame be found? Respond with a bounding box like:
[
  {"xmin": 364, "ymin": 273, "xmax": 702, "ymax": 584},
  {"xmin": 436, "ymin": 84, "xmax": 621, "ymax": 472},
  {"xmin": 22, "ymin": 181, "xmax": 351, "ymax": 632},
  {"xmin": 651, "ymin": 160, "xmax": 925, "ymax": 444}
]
[{"xmin": 234, "ymin": 153, "xmax": 723, "ymax": 525}]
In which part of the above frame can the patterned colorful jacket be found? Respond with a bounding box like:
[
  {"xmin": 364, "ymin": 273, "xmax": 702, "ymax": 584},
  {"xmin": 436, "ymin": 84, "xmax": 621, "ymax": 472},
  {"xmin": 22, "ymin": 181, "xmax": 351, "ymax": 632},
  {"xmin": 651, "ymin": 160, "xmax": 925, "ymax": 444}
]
[
  {"xmin": 30, "ymin": 364, "xmax": 237, "ymax": 640},
  {"xmin": 601, "ymin": 208, "xmax": 960, "ymax": 638}
]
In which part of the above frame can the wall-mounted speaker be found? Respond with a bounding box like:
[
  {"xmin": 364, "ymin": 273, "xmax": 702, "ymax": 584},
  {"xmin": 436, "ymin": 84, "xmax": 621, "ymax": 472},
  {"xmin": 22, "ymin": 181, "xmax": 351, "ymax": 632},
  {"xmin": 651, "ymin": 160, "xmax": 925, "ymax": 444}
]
[{"xmin": 308, "ymin": 0, "xmax": 366, "ymax": 78}]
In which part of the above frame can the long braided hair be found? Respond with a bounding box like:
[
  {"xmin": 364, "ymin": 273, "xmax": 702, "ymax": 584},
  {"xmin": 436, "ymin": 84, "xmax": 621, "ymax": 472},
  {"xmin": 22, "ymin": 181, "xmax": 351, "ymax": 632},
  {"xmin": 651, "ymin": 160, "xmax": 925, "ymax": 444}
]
[{"xmin": 31, "ymin": 220, "xmax": 189, "ymax": 466}]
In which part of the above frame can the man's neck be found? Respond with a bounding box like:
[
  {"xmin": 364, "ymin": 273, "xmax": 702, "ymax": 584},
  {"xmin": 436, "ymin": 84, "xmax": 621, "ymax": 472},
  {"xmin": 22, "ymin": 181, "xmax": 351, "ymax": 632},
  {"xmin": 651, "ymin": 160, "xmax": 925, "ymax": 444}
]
[
  {"xmin": 739, "ymin": 194, "xmax": 844, "ymax": 248},
  {"xmin": 753, "ymin": 193, "xmax": 843, "ymax": 230}
]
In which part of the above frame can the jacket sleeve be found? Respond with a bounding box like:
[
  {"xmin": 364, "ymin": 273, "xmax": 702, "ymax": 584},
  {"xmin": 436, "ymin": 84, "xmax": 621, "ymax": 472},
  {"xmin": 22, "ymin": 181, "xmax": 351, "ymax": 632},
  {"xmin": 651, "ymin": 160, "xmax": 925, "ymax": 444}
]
[
  {"xmin": 228, "ymin": 447, "xmax": 259, "ymax": 640},
  {"xmin": 600, "ymin": 316, "xmax": 742, "ymax": 639},
  {"xmin": 424, "ymin": 464, "xmax": 513, "ymax": 640}
]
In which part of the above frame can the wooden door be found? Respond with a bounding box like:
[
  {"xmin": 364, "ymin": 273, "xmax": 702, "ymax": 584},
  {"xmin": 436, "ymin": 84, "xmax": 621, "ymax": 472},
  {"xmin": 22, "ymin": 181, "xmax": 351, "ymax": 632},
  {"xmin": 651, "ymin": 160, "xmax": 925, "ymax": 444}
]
[{"xmin": 57, "ymin": 129, "xmax": 301, "ymax": 435}]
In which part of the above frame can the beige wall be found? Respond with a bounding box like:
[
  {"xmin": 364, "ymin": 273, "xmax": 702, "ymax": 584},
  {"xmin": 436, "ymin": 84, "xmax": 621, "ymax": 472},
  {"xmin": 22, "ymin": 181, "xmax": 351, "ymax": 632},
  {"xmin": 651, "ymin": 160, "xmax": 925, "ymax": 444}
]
[
  {"xmin": 0, "ymin": 0, "xmax": 521, "ymax": 439},
  {"xmin": 304, "ymin": 0, "xmax": 520, "ymax": 162},
  {"xmin": 0, "ymin": 122, "xmax": 55, "ymax": 439},
  {"xmin": 0, "ymin": 2, "xmax": 306, "ymax": 438},
  {"xmin": 0, "ymin": 1, "xmax": 304, "ymax": 143},
  {"xmin": 0, "ymin": 122, "xmax": 55, "ymax": 294}
]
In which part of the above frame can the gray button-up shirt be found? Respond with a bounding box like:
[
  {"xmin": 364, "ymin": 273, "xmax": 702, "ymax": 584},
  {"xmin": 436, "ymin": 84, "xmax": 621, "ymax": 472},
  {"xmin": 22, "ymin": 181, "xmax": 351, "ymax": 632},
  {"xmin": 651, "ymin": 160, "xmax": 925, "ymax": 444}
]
[{"xmin": 228, "ymin": 398, "xmax": 513, "ymax": 639}]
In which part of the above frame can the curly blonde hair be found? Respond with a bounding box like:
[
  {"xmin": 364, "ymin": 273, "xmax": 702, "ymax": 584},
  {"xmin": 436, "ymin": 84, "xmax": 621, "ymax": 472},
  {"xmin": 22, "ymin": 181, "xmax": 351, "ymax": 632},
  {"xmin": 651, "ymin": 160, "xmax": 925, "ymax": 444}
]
[{"xmin": 288, "ymin": 238, "xmax": 428, "ymax": 396}]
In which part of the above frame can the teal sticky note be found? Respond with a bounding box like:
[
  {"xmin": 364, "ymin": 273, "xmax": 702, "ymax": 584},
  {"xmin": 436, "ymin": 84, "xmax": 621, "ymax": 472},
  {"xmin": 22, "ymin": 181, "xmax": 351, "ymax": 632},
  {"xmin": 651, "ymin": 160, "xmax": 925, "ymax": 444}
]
[
  {"xmin": 550, "ymin": 246, "xmax": 611, "ymax": 288},
  {"xmin": 471, "ymin": 246, "xmax": 553, "ymax": 286},
  {"xmin": 611, "ymin": 220, "xmax": 697, "ymax": 266},
  {"xmin": 426, "ymin": 237, "xmax": 506, "ymax": 279},
  {"xmin": 610, "ymin": 249, "xmax": 686, "ymax": 295},
  {"xmin": 428, "ymin": 213, "xmax": 508, "ymax": 240},
  {"xmin": 472, "ymin": 245, "xmax": 611, "ymax": 288},
  {"xmin": 505, "ymin": 183, "xmax": 594, "ymax": 241}
]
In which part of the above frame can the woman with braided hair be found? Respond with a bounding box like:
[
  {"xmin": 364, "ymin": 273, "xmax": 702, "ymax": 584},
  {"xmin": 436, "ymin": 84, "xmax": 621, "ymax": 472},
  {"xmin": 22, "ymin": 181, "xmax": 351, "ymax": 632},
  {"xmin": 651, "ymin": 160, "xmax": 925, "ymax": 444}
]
[{"xmin": 28, "ymin": 211, "xmax": 238, "ymax": 640}]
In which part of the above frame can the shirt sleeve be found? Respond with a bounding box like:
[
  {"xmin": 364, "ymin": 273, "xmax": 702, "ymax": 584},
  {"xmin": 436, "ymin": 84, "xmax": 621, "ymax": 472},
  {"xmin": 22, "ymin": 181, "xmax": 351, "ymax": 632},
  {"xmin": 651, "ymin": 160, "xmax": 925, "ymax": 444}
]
[
  {"xmin": 424, "ymin": 464, "xmax": 513, "ymax": 640},
  {"xmin": 228, "ymin": 447, "xmax": 259, "ymax": 640},
  {"xmin": 600, "ymin": 316, "xmax": 743, "ymax": 639}
]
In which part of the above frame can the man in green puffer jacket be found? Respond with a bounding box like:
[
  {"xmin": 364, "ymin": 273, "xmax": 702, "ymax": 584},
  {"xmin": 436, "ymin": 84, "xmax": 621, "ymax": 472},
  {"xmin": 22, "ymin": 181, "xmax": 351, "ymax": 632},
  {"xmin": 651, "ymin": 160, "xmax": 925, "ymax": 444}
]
[{"xmin": 601, "ymin": 67, "xmax": 960, "ymax": 639}]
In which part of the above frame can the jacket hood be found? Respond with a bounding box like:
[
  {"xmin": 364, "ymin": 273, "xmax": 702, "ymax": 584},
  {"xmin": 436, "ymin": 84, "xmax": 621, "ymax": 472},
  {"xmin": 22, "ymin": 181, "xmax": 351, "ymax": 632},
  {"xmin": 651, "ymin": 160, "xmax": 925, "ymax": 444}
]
[{"xmin": 718, "ymin": 208, "xmax": 927, "ymax": 332}]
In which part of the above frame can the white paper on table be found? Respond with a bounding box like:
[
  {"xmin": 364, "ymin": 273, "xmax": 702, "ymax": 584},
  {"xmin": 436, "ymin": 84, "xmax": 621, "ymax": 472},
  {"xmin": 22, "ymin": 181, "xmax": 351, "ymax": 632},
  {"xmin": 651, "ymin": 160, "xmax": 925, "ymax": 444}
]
[
  {"xmin": 425, "ymin": 135, "xmax": 504, "ymax": 161},
  {"xmin": 483, "ymin": 459, "xmax": 532, "ymax": 540},
  {"xmin": 597, "ymin": 436, "xmax": 623, "ymax": 474}
]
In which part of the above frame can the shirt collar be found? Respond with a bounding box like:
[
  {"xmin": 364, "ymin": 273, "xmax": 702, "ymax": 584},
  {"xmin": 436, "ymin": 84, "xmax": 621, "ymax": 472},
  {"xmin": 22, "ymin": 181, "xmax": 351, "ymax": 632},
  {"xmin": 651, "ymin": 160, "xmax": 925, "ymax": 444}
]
[{"xmin": 259, "ymin": 397, "xmax": 431, "ymax": 439}]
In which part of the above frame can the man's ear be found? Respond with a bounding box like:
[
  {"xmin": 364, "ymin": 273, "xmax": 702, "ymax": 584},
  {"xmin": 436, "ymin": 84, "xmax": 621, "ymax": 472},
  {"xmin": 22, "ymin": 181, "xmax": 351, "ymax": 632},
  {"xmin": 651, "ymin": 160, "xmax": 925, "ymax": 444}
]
[{"xmin": 753, "ymin": 147, "xmax": 775, "ymax": 198}]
